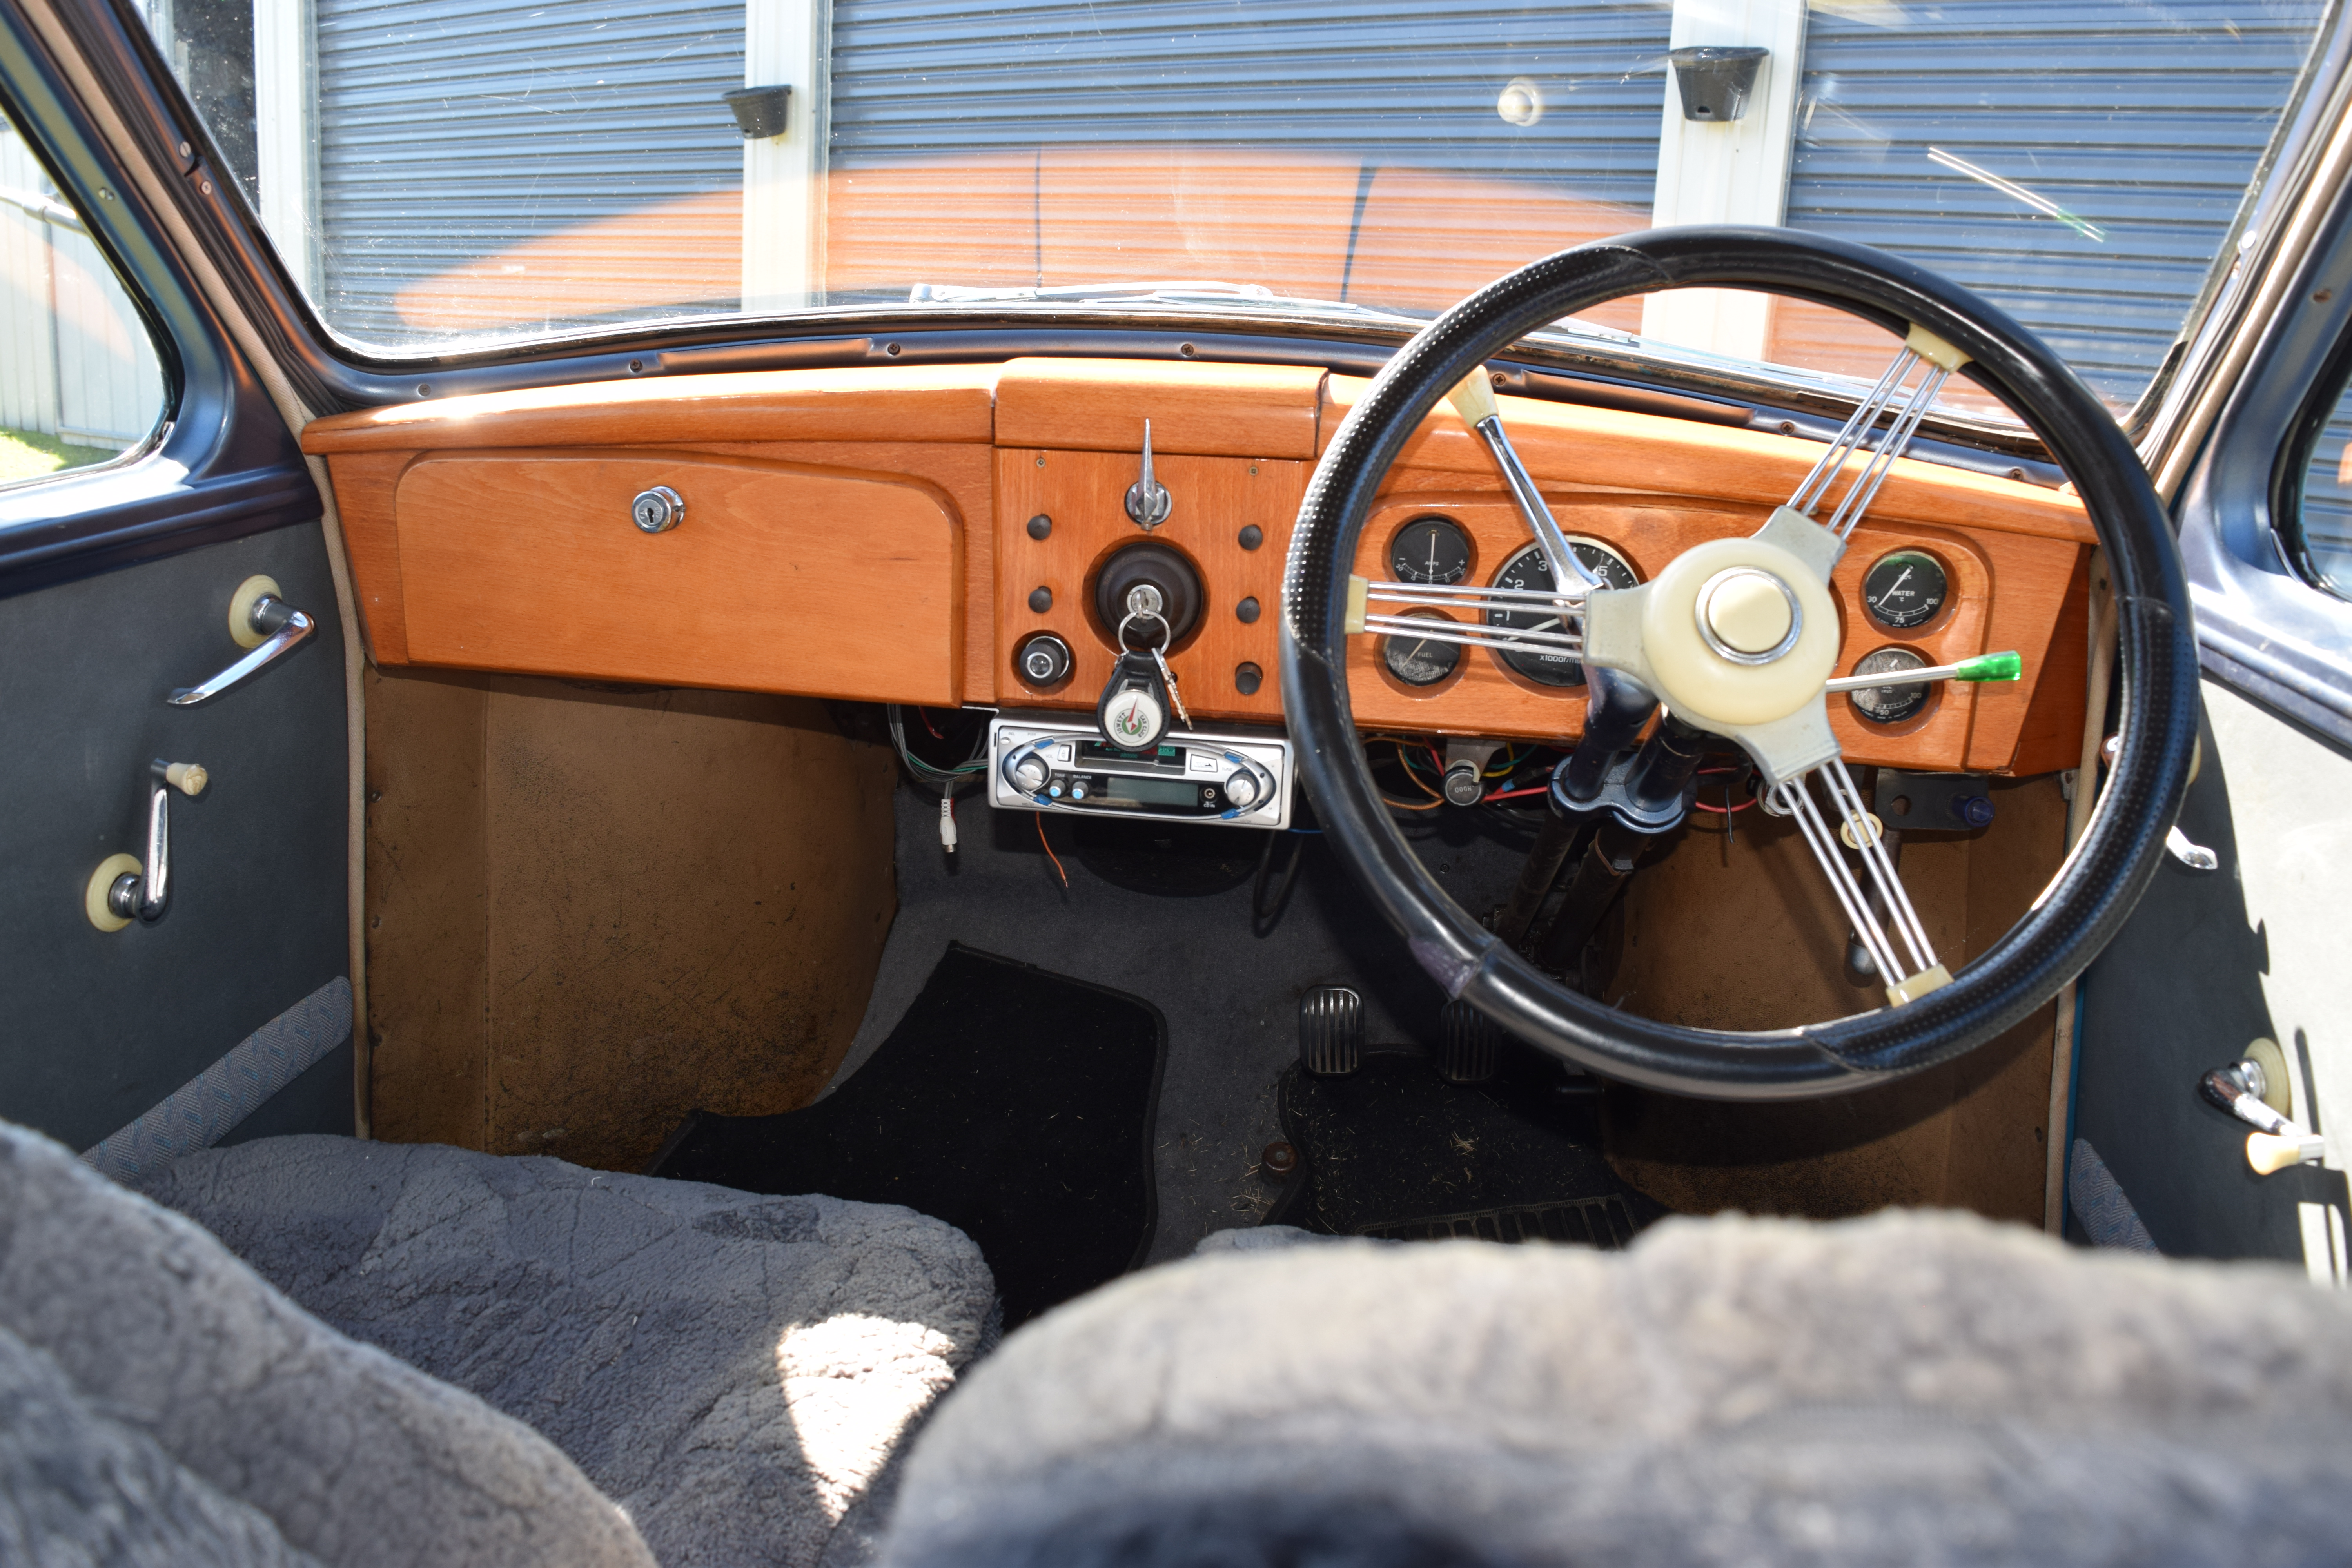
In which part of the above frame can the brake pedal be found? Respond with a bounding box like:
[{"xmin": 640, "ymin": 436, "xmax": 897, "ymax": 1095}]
[
  {"xmin": 1298, "ymin": 985, "xmax": 1363, "ymax": 1078},
  {"xmin": 1438, "ymin": 998, "xmax": 1501, "ymax": 1084}
]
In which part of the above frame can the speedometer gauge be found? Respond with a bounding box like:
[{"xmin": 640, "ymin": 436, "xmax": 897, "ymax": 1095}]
[
  {"xmin": 1389, "ymin": 517, "xmax": 1471, "ymax": 584},
  {"xmin": 1486, "ymin": 539, "xmax": 1638, "ymax": 688}
]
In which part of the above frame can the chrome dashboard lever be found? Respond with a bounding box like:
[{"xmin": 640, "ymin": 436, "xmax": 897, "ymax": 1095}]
[{"xmin": 169, "ymin": 590, "xmax": 315, "ymax": 706}]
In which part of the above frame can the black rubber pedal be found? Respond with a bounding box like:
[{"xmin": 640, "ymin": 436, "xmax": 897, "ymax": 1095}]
[
  {"xmin": 1437, "ymin": 998, "xmax": 1501, "ymax": 1084},
  {"xmin": 1298, "ymin": 985, "xmax": 1363, "ymax": 1078}
]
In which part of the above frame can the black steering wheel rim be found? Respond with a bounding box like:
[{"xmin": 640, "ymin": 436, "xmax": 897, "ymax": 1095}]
[{"xmin": 1278, "ymin": 226, "xmax": 2200, "ymax": 1100}]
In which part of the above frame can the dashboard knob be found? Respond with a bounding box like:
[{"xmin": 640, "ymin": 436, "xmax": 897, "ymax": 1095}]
[
  {"xmin": 1018, "ymin": 632, "xmax": 1073, "ymax": 686},
  {"xmin": 1224, "ymin": 769, "xmax": 1260, "ymax": 809},
  {"xmin": 1008, "ymin": 752, "xmax": 1051, "ymax": 793}
]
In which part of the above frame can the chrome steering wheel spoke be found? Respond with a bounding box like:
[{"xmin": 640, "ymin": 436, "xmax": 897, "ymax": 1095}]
[{"xmin": 1768, "ymin": 762, "xmax": 1950, "ymax": 1006}]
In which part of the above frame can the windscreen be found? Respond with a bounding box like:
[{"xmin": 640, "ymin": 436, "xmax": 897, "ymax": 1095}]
[{"xmin": 148, "ymin": 0, "xmax": 2325, "ymax": 415}]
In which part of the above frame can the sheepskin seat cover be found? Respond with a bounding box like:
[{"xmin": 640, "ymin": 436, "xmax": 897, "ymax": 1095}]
[
  {"xmin": 140, "ymin": 1135, "xmax": 998, "ymax": 1568},
  {"xmin": 881, "ymin": 1210, "xmax": 2352, "ymax": 1567}
]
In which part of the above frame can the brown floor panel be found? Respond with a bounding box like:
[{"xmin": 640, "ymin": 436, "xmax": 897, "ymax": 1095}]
[
  {"xmin": 363, "ymin": 668, "xmax": 897, "ymax": 1171},
  {"xmin": 1604, "ymin": 775, "xmax": 2067, "ymax": 1223}
]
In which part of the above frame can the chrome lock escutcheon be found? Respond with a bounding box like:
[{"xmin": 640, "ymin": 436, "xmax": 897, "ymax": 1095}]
[{"xmin": 632, "ymin": 486, "xmax": 684, "ymax": 534}]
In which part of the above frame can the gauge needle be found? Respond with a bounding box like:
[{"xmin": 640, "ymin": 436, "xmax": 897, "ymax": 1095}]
[
  {"xmin": 1406, "ymin": 638, "xmax": 1432, "ymax": 662},
  {"xmin": 1426, "ymin": 534, "xmax": 1441, "ymax": 580},
  {"xmin": 1877, "ymin": 564, "xmax": 1913, "ymax": 608}
]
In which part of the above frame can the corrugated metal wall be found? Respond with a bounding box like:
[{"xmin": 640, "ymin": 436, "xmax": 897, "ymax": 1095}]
[
  {"xmin": 0, "ymin": 123, "xmax": 163, "ymax": 451},
  {"xmin": 824, "ymin": 0, "xmax": 1673, "ymax": 313},
  {"xmin": 313, "ymin": 0, "xmax": 746, "ymax": 343},
  {"xmin": 1786, "ymin": 0, "xmax": 2327, "ymax": 407}
]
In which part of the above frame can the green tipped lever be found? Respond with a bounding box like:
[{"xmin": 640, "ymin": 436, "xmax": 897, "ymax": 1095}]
[
  {"xmin": 1955, "ymin": 650, "xmax": 2022, "ymax": 682},
  {"xmin": 1822, "ymin": 650, "xmax": 2025, "ymax": 695}
]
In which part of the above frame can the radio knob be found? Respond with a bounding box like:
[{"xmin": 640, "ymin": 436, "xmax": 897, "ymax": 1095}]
[
  {"xmin": 1008, "ymin": 752, "xmax": 1051, "ymax": 793},
  {"xmin": 1223, "ymin": 769, "xmax": 1260, "ymax": 809}
]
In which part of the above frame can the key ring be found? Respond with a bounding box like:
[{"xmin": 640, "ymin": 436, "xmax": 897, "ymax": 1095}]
[{"xmin": 1116, "ymin": 608, "xmax": 1172, "ymax": 652}]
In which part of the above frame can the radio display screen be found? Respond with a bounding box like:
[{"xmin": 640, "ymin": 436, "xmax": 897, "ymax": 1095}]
[
  {"xmin": 1102, "ymin": 776, "xmax": 1205, "ymax": 808},
  {"xmin": 1080, "ymin": 740, "xmax": 1185, "ymax": 771}
]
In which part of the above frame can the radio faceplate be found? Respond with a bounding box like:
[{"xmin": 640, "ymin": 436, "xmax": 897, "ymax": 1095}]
[{"xmin": 986, "ymin": 712, "xmax": 1293, "ymax": 829}]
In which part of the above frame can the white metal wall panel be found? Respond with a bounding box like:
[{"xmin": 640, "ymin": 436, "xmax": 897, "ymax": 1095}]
[
  {"xmin": 0, "ymin": 127, "xmax": 60, "ymax": 437},
  {"xmin": 1787, "ymin": 0, "xmax": 2327, "ymax": 407},
  {"xmin": 0, "ymin": 123, "xmax": 161, "ymax": 450},
  {"xmin": 825, "ymin": 0, "xmax": 1675, "ymax": 309},
  {"xmin": 313, "ymin": 0, "xmax": 747, "ymax": 344}
]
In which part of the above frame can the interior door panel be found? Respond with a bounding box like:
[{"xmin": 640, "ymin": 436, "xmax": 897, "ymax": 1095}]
[{"xmin": 0, "ymin": 520, "xmax": 351, "ymax": 1152}]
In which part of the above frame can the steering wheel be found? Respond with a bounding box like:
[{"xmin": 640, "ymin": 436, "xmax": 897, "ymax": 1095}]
[{"xmin": 1279, "ymin": 227, "xmax": 2199, "ymax": 1100}]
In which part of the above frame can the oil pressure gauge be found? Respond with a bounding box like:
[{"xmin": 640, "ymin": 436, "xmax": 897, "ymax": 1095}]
[
  {"xmin": 1863, "ymin": 550, "xmax": 1948, "ymax": 630},
  {"xmin": 1846, "ymin": 646, "xmax": 1933, "ymax": 725}
]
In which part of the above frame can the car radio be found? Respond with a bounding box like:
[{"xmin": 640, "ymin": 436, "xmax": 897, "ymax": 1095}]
[{"xmin": 985, "ymin": 713, "xmax": 1294, "ymax": 829}]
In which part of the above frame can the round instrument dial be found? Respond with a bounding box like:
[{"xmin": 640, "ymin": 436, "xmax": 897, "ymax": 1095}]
[
  {"xmin": 1863, "ymin": 550, "xmax": 1949, "ymax": 630},
  {"xmin": 1486, "ymin": 538, "xmax": 1639, "ymax": 688},
  {"xmin": 1390, "ymin": 517, "xmax": 1472, "ymax": 584},
  {"xmin": 1846, "ymin": 646, "xmax": 1933, "ymax": 724},
  {"xmin": 1381, "ymin": 610, "xmax": 1462, "ymax": 688}
]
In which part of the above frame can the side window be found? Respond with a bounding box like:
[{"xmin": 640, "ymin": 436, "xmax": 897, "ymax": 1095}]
[
  {"xmin": 2285, "ymin": 367, "xmax": 2352, "ymax": 601},
  {"xmin": 0, "ymin": 103, "xmax": 168, "ymax": 486}
]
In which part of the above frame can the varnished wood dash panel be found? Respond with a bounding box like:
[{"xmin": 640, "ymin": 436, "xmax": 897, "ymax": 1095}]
[
  {"xmin": 996, "ymin": 448, "xmax": 1304, "ymax": 722},
  {"xmin": 996, "ymin": 358, "xmax": 1325, "ymax": 459},
  {"xmin": 397, "ymin": 450, "xmax": 962, "ymax": 704},
  {"xmin": 304, "ymin": 363, "xmax": 1001, "ymax": 454}
]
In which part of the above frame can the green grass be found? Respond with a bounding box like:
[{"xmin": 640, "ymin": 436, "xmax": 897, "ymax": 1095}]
[{"xmin": 1, "ymin": 426, "xmax": 118, "ymax": 483}]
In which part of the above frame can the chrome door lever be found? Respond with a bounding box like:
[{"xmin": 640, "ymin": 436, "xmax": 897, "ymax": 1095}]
[
  {"xmin": 86, "ymin": 761, "xmax": 207, "ymax": 931},
  {"xmin": 168, "ymin": 575, "xmax": 316, "ymax": 706}
]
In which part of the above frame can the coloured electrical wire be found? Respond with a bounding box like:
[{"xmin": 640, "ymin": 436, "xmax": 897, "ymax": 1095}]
[{"xmin": 1035, "ymin": 812, "xmax": 1069, "ymax": 888}]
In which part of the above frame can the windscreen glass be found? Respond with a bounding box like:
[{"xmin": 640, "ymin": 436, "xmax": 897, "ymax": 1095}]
[{"xmin": 147, "ymin": 0, "xmax": 2324, "ymax": 415}]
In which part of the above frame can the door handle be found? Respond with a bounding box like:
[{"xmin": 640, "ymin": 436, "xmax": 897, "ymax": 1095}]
[{"xmin": 168, "ymin": 574, "xmax": 316, "ymax": 706}]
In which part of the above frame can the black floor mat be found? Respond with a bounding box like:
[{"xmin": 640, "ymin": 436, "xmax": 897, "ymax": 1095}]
[
  {"xmin": 650, "ymin": 943, "xmax": 1164, "ymax": 1326},
  {"xmin": 1269, "ymin": 1048, "xmax": 1662, "ymax": 1243}
]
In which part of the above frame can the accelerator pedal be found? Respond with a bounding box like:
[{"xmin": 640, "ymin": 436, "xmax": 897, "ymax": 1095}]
[
  {"xmin": 1298, "ymin": 985, "xmax": 1364, "ymax": 1078},
  {"xmin": 1437, "ymin": 998, "xmax": 1501, "ymax": 1085}
]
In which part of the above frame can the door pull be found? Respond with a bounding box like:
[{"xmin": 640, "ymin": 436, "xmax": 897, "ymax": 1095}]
[{"xmin": 167, "ymin": 574, "xmax": 316, "ymax": 706}]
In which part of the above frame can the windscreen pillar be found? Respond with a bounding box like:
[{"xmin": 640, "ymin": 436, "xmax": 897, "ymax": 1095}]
[
  {"xmin": 252, "ymin": 0, "xmax": 320, "ymax": 295},
  {"xmin": 742, "ymin": 0, "xmax": 829, "ymax": 313},
  {"xmin": 1639, "ymin": 0, "xmax": 1807, "ymax": 363}
]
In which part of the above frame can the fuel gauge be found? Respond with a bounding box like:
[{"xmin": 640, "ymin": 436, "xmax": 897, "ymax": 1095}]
[{"xmin": 1863, "ymin": 550, "xmax": 1948, "ymax": 630}]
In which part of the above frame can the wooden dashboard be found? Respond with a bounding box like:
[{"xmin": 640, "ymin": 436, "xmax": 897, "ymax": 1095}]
[{"xmin": 303, "ymin": 356, "xmax": 2093, "ymax": 775}]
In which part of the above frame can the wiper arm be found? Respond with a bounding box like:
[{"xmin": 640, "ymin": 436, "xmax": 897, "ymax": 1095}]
[{"xmin": 907, "ymin": 279, "xmax": 1412, "ymax": 319}]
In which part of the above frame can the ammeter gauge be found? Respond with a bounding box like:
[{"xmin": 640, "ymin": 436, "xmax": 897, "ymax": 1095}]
[{"xmin": 1390, "ymin": 517, "xmax": 1472, "ymax": 584}]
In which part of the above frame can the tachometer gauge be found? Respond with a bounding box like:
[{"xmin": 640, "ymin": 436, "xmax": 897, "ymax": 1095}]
[
  {"xmin": 1846, "ymin": 646, "xmax": 1933, "ymax": 724},
  {"xmin": 1863, "ymin": 550, "xmax": 1948, "ymax": 630},
  {"xmin": 1390, "ymin": 517, "xmax": 1471, "ymax": 584},
  {"xmin": 1486, "ymin": 538, "xmax": 1638, "ymax": 687},
  {"xmin": 1381, "ymin": 611, "xmax": 1462, "ymax": 688}
]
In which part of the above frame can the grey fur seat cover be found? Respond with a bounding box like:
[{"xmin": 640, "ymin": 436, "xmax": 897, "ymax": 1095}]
[
  {"xmin": 882, "ymin": 1209, "xmax": 2352, "ymax": 1567},
  {"xmin": 140, "ymin": 1135, "xmax": 998, "ymax": 1568},
  {"xmin": 0, "ymin": 1120, "xmax": 651, "ymax": 1568}
]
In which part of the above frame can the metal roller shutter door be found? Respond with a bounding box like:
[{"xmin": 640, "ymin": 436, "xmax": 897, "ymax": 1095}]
[
  {"xmin": 825, "ymin": 0, "xmax": 1674, "ymax": 309},
  {"xmin": 1786, "ymin": 0, "xmax": 2326, "ymax": 407},
  {"xmin": 315, "ymin": 0, "xmax": 746, "ymax": 344}
]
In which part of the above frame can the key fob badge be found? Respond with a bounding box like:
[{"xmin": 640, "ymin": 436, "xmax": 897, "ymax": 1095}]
[{"xmin": 1097, "ymin": 651, "xmax": 1171, "ymax": 752}]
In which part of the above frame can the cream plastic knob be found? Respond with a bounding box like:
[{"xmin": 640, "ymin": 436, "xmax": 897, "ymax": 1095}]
[
  {"xmin": 2247, "ymin": 1131, "xmax": 2324, "ymax": 1175},
  {"xmin": 1702, "ymin": 569, "xmax": 1795, "ymax": 655},
  {"xmin": 164, "ymin": 762, "xmax": 207, "ymax": 797}
]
